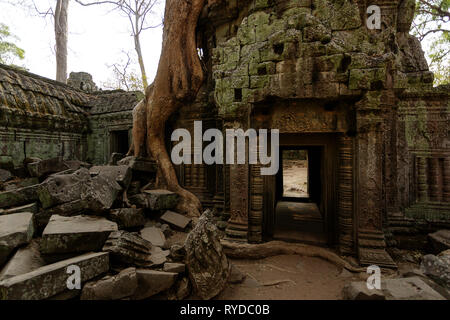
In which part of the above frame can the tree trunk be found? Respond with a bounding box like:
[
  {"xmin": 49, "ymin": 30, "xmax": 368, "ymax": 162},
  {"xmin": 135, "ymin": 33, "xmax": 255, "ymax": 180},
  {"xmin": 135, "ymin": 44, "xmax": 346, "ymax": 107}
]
[
  {"xmin": 134, "ymin": 34, "xmax": 149, "ymax": 89},
  {"xmin": 132, "ymin": 0, "xmax": 206, "ymax": 217},
  {"xmin": 55, "ymin": 0, "xmax": 69, "ymax": 83}
]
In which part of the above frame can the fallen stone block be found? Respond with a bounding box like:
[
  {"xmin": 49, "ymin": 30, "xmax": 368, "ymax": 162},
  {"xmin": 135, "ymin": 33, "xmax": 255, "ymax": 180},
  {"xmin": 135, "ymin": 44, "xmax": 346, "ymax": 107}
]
[
  {"xmin": 0, "ymin": 169, "xmax": 12, "ymax": 183},
  {"xmin": 3, "ymin": 177, "xmax": 39, "ymax": 192},
  {"xmin": 161, "ymin": 211, "xmax": 191, "ymax": 230},
  {"xmin": 428, "ymin": 230, "xmax": 450, "ymax": 254},
  {"xmin": 27, "ymin": 157, "xmax": 69, "ymax": 178},
  {"xmin": 81, "ymin": 267, "xmax": 137, "ymax": 300},
  {"xmin": 140, "ymin": 227, "xmax": 166, "ymax": 248},
  {"xmin": 38, "ymin": 168, "xmax": 121, "ymax": 212},
  {"xmin": 108, "ymin": 208, "xmax": 146, "ymax": 229},
  {"xmin": 34, "ymin": 200, "xmax": 88, "ymax": 233},
  {"xmin": 420, "ymin": 253, "xmax": 450, "ymax": 290},
  {"xmin": 129, "ymin": 190, "xmax": 179, "ymax": 211},
  {"xmin": 0, "ymin": 202, "xmax": 38, "ymax": 216},
  {"xmin": 185, "ymin": 209, "xmax": 230, "ymax": 300},
  {"xmin": 102, "ymin": 231, "xmax": 153, "ymax": 267},
  {"xmin": 343, "ymin": 281, "xmax": 385, "ymax": 300},
  {"xmin": 117, "ymin": 156, "xmax": 157, "ymax": 173},
  {"xmin": 383, "ymin": 277, "xmax": 446, "ymax": 300},
  {"xmin": 81, "ymin": 174, "xmax": 122, "ymax": 212},
  {"xmin": 0, "ymin": 240, "xmax": 45, "ymax": 280},
  {"xmin": 89, "ymin": 165, "xmax": 132, "ymax": 189},
  {"xmin": 37, "ymin": 168, "xmax": 91, "ymax": 209},
  {"xmin": 40, "ymin": 215, "xmax": 118, "ymax": 256},
  {"xmin": 164, "ymin": 262, "xmax": 185, "ymax": 274},
  {"xmin": 0, "ymin": 184, "xmax": 40, "ymax": 209},
  {"xmin": 149, "ymin": 246, "xmax": 170, "ymax": 266},
  {"xmin": 131, "ymin": 270, "xmax": 177, "ymax": 300},
  {"xmin": 0, "ymin": 252, "xmax": 109, "ymax": 300},
  {"xmin": 0, "ymin": 212, "xmax": 34, "ymax": 266}
]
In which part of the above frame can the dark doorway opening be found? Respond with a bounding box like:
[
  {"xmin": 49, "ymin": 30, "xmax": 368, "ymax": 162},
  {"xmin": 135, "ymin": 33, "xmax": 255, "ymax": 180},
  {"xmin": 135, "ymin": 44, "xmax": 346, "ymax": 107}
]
[
  {"xmin": 111, "ymin": 130, "xmax": 130, "ymax": 155},
  {"xmin": 273, "ymin": 146, "xmax": 326, "ymax": 245}
]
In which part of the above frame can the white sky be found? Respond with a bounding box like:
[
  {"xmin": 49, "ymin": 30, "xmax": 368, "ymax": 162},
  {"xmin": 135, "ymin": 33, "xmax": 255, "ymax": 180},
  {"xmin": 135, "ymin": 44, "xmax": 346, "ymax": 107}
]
[{"xmin": 0, "ymin": 0, "xmax": 164, "ymax": 89}]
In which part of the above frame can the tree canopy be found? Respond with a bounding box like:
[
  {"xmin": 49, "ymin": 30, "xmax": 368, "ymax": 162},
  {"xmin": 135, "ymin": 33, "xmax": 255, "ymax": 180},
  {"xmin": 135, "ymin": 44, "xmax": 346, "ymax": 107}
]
[
  {"xmin": 0, "ymin": 23, "xmax": 25, "ymax": 67},
  {"xmin": 413, "ymin": 0, "xmax": 450, "ymax": 85}
]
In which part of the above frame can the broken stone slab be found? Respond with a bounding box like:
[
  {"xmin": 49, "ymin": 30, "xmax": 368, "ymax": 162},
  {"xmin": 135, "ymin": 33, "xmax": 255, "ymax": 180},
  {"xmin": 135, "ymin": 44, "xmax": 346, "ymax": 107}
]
[
  {"xmin": 0, "ymin": 212, "xmax": 34, "ymax": 266},
  {"xmin": 34, "ymin": 199, "xmax": 88, "ymax": 234},
  {"xmin": 420, "ymin": 253, "xmax": 450, "ymax": 290},
  {"xmin": 161, "ymin": 210, "xmax": 191, "ymax": 230},
  {"xmin": 117, "ymin": 156, "xmax": 157, "ymax": 173},
  {"xmin": 81, "ymin": 267, "xmax": 137, "ymax": 300},
  {"xmin": 0, "ymin": 184, "xmax": 40, "ymax": 209},
  {"xmin": 163, "ymin": 262, "xmax": 185, "ymax": 274},
  {"xmin": 150, "ymin": 246, "xmax": 170, "ymax": 266},
  {"xmin": 343, "ymin": 281, "xmax": 385, "ymax": 300},
  {"xmin": 0, "ymin": 252, "xmax": 109, "ymax": 300},
  {"xmin": 108, "ymin": 208, "xmax": 146, "ymax": 229},
  {"xmin": 0, "ymin": 240, "xmax": 45, "ymax": 280},
  {"xmin": 383, "ymin": 277, "xmax": 446, "ymax": 300},
  {"xmin": 89, "ymin": 165, "xmax": 132, "ymax": 189},
  {"xmin": 131, "ymin": 269, "xmax": 177, "ymax": 300},
  {"xmin": 129, "ymin": 190, "xmax": 179, "ymax": 211},
  {"xmin": 81, "ymin": 174, "xmax": 122, "ymax": 212},
  {"xmin": 37, "ymin": 168, "xmax": 91, "ymax": 209},
  {"xmin": 3, "ymin": 177, "xmax": 39, "ymax": 192},
  {"xmin": 38, "ymin": 168, "xmax": 121, "ymax": 212},
  {"xmin": 0, "ymin": 169, "xmax": 12, "ymax": 183},
  {"xmin": 0, "ymin": 202, "xmax": 38, "ymax": 215},
  {"xmin": 140, "ymin": 227, "xmax": 167, "ymax": 248},
  {"xmin": 27, "ymin": 157, "xmax": 69, "ymax": 178},
  {"xmin": 40, "ymin": 215, "xmax": 118, "ymax": 256},
  {"xmin": 102, "ymin": 231, "xmax": 154, "ymax": 267},
  {"xmin": 185, "ymin": 209, "xmax": 230, "ymax": 300},
  {"xmin": 428, "ymin": 230, "xmax": 450, "ymax": 254}
]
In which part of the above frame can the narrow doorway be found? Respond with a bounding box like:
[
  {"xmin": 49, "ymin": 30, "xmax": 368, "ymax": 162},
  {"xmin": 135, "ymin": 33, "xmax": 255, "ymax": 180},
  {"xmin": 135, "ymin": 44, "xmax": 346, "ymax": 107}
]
[
  {"xmin": 110, "ymin": 130, "xmax": 130, "ymax": 155},
  {"xmin": 273, "ymin": 146, "xmax": 327, "ymax": 245}
]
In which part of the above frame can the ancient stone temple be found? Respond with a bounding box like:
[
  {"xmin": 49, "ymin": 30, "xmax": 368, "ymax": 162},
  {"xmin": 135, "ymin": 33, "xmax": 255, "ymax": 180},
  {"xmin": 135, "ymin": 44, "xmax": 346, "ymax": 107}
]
[
  {"xmin": 168, "ymin": 0, "xmax": 450, "ymax": 267},
  {"xmin": 0, "ymin": 65, "xmax": 140, "ymax": 166}
]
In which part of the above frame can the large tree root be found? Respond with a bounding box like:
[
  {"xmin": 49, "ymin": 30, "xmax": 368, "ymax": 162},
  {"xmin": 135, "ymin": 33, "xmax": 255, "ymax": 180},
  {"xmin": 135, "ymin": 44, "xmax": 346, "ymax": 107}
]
[
  {"xmin": 221, "ymin": 240, "xmax": 365, "ymax": 273},
  {"xmin": 128, "ymin": 0, "xmax": 206, "ymax": 217}
]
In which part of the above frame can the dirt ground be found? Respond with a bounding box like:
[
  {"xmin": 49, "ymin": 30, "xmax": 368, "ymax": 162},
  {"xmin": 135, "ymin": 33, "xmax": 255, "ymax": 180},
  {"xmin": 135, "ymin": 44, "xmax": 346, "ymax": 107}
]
[
  {"xmin": 216, "ymin": 255, "xmax": 362, "ymax": 300},
  {"xmin": 283, "ymin": 160, "xmax": 308, "ymax": 198}
]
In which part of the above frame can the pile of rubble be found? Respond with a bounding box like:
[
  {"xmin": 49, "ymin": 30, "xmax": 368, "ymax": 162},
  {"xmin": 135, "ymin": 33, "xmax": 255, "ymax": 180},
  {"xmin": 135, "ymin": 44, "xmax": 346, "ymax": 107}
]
[
  {"xmin": 343, "ymin": 230, "xmax": 450, "ymax": 300},
  {"xmin": 0, "ymin": 155, "xmax": 230, "ymax": 300}
]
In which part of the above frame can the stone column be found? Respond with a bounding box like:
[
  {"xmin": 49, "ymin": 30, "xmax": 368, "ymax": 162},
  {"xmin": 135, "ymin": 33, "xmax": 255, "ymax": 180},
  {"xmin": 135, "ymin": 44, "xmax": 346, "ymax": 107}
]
[
  {"xmin": 356, "ymin": 94, "xmax": 396, "ymax": 268},
  {"xmin": 224, "ymin": 121, "xmax": 249, "ymax": 241}
]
